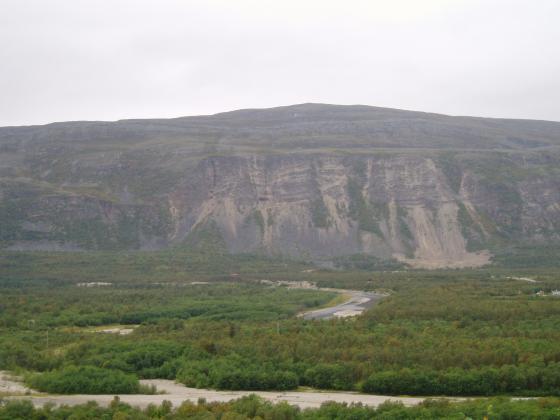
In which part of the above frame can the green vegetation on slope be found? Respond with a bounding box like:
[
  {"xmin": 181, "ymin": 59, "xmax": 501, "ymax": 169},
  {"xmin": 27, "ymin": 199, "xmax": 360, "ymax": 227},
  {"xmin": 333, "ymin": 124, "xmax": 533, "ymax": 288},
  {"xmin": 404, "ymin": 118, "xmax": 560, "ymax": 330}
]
[{"xmin": 346, "ymin": 178, "xmax": 384, "ymax": 236}]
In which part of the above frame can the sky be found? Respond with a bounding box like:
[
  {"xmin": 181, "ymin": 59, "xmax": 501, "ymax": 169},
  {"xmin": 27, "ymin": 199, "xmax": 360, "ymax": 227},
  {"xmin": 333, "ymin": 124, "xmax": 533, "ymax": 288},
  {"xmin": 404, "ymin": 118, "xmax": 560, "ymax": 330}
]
[{"xmin": 1, "ymin": 0, "xmax": 559, "ymax": 126}]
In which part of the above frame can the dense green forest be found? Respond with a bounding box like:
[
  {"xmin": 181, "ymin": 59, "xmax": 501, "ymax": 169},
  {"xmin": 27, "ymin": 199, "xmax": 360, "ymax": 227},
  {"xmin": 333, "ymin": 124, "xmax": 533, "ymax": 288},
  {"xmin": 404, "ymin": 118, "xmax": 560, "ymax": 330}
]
[
  {"xmin": 2, "ymin": 396, "xmax": 560, "ymax": 419},
  {"xmin": 25, "ymin": 366, "xmax": 149, "ymax": 395},
  {"xmin": 1, "ymin": 250, "xmax": 560, "ymax": 399}
]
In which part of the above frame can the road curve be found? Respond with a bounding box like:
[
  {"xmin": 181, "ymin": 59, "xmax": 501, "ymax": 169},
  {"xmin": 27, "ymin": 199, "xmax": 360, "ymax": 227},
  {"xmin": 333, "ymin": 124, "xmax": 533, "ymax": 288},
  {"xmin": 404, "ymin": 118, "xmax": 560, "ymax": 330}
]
[{"xmin": 300, "ymin": 289, "xmax": 386, "ymax": 320}]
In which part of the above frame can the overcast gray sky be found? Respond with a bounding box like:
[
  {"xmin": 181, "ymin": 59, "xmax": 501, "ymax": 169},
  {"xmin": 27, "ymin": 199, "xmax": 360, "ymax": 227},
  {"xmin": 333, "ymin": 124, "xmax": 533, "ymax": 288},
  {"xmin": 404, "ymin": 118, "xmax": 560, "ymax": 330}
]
[{"xmin": 1, "ymin": 0, "xmax": 559, "ymax": 126}]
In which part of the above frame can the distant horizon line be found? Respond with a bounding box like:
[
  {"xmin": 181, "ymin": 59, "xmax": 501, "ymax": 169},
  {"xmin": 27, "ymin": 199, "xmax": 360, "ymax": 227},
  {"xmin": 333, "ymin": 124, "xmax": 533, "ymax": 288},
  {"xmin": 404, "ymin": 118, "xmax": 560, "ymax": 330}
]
[{"xmin": 3, "ymin": 102, "xmax": 560, "ymax": 128}]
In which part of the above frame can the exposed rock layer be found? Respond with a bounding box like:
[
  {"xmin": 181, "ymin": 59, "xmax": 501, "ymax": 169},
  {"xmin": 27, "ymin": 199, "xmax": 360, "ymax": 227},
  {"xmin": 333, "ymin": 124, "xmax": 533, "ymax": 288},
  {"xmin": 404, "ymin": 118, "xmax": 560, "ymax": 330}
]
[{"xmin": 2, "ymin": 104, "xmax": 560, "ymax": 267}]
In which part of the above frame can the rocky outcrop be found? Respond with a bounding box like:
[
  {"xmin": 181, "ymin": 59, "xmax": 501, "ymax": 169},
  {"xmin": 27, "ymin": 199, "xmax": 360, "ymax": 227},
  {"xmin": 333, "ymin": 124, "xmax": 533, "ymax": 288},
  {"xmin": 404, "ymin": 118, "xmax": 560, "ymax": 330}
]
[{"xmin": 165, "ymin": 154, "xmax": 495, "ymax": 267}]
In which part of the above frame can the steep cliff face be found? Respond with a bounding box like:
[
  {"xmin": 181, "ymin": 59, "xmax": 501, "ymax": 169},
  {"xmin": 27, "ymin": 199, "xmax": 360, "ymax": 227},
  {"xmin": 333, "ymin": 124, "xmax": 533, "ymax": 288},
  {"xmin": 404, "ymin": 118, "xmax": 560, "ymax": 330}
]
[
  {"xmin": 165, "ymin": 152, "xmax": 560, "ymax": 268},
  {"xmin": 1, "ymin": 104, "xmax": 560, "ymax": 267}
]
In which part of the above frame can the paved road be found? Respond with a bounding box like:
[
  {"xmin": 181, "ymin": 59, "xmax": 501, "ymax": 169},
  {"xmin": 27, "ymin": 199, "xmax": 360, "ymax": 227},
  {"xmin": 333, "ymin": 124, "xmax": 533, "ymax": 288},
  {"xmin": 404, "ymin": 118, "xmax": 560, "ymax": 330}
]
[
  {"xmin": 7, "ymin": 379, "xmax": 428, "ymax": 410},
  {"xmin": 300, "ymin": 289, "xmax": 386, "ymax": 320}
]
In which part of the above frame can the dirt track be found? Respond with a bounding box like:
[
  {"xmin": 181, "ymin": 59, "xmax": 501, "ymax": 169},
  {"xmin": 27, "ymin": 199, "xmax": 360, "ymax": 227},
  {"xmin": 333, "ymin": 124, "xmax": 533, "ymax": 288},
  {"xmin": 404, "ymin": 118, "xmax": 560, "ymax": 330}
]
[{"xmin": 4, "ymin": 377, "xmax": 430, "ymax": 409}]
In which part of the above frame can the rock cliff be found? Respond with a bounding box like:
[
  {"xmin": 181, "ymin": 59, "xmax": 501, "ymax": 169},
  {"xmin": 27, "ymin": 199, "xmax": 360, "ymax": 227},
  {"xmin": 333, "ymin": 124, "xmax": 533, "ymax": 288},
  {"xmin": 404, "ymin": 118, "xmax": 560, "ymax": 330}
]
[{"xmin": 2, "ymin": 104, "xmax": 560, "ymax": 267}]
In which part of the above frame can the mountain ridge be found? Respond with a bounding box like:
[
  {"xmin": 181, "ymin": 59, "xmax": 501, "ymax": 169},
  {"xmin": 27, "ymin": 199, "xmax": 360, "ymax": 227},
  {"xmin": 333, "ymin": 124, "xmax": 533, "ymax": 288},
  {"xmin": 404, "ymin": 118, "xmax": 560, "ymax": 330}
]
[
  {"xmin": 5, "ymin": 103, "xmax": 560, "ymax": 128},
  {"xmin": 1, "ymin": 104, "xmax": 559, "ymax": 268}
]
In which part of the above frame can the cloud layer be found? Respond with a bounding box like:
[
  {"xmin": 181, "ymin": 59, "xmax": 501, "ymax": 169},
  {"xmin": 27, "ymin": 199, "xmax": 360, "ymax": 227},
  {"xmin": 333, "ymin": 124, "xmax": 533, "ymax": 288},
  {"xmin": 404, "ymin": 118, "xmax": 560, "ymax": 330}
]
[{"xmin": 1, "ymin": 0, "xmax": 559, "ymax": 125}]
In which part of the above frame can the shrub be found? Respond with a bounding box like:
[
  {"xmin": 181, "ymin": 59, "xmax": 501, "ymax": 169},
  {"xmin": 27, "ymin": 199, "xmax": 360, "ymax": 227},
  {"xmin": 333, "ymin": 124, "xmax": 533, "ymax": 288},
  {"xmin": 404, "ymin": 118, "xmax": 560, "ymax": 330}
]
[{"xmin": 26, "ymin": 366, "xmax": 140, "ymax": 394}]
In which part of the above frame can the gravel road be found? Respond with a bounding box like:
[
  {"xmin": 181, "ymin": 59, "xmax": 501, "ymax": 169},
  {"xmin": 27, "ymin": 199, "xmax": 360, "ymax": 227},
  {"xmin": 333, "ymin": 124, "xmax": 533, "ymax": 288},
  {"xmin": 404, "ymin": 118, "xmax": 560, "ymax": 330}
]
[{"xmin": 5, "ymin": 378, "xmax": 428, "ymax": 409}]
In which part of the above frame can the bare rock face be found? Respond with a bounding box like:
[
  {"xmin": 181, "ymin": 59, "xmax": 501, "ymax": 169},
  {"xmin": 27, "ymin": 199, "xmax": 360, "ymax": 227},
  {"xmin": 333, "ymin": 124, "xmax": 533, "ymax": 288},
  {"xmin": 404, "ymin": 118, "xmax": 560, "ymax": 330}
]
[
  {"xmin": 165, "ymin": 154, "xmax": 492, "ymax": 268},
  {"xmin": 1, "ymin": 103, "xmax": 560, "ymax": 268}
]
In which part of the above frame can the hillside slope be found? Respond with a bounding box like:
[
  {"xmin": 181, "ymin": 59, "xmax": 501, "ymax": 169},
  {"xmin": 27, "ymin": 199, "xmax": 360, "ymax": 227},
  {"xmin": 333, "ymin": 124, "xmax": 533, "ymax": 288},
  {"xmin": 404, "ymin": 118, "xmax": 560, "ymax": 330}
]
[{"xmin": 1, "ymin": 104, "xmax": 560, "ymax": 267}]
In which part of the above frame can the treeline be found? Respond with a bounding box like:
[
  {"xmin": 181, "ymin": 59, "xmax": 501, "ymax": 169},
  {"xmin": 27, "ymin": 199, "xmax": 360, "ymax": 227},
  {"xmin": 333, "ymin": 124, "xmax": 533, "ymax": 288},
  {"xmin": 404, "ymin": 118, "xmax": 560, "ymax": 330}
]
[
  {"xmin": 493, "ymin": 245, "xmax": 560, "ymax": 268},
  {"xmin": 22, "ymin": 339, "xmax": 560, "ymax": 396},
  {"xmin": 176, "ymin": 356, "xmax": 298, "ymax": 391},
  {"xmin": 362, "ymin": 364, "xmax": 560, "ymax": 396},
  {"xmin": 3, "ymin": 260, "xmax": 560, "ymax": 397},
  {"xmin": 3, "ymin": 395, "xmax": 560, "ymax": 419},
  {"xmin": 0, "ymin": 281, "xmax": 335, "ymax": 328},
  {"xmin": 0, "ymin": 249, "xmax": 311, "ymax": 285},
  {"xmin": 26, "ymin": 366, "xmax": 145, "ymax": 394}
]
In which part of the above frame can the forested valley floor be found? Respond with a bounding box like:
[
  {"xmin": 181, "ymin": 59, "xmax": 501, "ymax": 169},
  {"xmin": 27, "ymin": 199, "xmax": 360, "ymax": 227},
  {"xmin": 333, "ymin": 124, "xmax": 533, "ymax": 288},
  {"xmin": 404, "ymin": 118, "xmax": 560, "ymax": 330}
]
[{"xmin": 2, "ymin": 250, "xmax": 560, "ymax": 418}]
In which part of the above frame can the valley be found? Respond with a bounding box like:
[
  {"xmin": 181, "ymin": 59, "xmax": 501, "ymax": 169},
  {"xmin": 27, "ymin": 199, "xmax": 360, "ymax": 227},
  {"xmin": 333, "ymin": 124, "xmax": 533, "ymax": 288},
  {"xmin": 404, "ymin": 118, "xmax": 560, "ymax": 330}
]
[
  {"xmin": 2, "ymin": 105, "xmax": 560, "ymax": 418},
  {"xmin": 2, "ymin": 251, "xmax": 560, "ymax": 400},
  {"xmin": 2, "ymin": 104, "xmax": 560, "ymax": 269}
]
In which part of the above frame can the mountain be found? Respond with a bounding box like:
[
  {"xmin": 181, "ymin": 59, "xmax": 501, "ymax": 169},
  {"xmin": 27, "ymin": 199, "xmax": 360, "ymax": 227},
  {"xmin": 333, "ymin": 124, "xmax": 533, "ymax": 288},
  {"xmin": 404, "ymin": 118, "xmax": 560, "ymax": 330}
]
[{"xmin": 2, "ymin": 103, "xmax": 560, "ymax": 268}]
